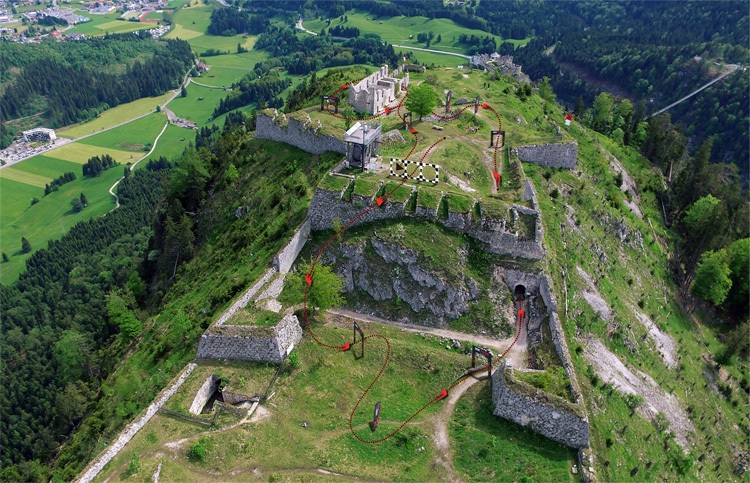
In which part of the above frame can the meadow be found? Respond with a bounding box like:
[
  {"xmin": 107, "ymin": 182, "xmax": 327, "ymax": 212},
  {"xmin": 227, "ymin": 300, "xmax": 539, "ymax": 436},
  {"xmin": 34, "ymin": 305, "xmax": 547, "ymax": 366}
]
[
  {"xmin": 90, "ymin": 319, "xmax": 574, "ymax": 482},
  {"xmin": 58, "ymin": 92, "xmax": 174, "ymax": 139},
  {"xmin": 164, "ymin": 4, "xmax": 255, "ymax": 55},
  {"xmin": 303, "ymin": 10, "xmax": 530, "ymax": 54}
]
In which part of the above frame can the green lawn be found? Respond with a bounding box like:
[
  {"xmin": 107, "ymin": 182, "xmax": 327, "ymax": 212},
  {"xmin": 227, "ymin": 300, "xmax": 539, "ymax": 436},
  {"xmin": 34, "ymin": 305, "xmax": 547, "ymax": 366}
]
[
  {"xmin": 164, "ymin": 3, "xmax": 256, "ymax": 55},
  {"xmin": 57, "ymin": 92, "xmax": 173, "ymax": 139},
  {"xmin": 90, "ymin": 318, "xmax": 578, "ymax": 482}
]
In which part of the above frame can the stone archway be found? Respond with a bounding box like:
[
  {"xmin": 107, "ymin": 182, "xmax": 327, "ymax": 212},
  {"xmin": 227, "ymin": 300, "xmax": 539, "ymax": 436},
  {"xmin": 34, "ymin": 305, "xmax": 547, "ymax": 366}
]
[{"xmin": 514, "ymin": 284, "xmax": 526, "ymax": 301}]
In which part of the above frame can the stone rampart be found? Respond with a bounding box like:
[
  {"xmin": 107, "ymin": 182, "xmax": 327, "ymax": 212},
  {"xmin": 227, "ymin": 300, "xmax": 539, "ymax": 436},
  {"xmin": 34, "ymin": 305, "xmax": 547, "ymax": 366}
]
[
  {"xmin": 540, "ymin": 275, "xmax": 584, "ymax": 403},
  {"xmin": 492, "ymin": 361, "xmax": 590, "ymax": 449},
  {"xmin": 308, "ymin": 186, "xmax": 545, "ymax": 260},
  {"xmin": 255, "ymin": 111, "xmax": 346, "ymax": 155},
  {"xmin": 196, "ymin": 314, "xmax": 302, "ymax": 363},
  {"xmin": 274, "ymin": 219, "xmax": 311, "ymax": 274},
  {"xmin": 515, "ymin": 142, "xmax": 578, "ymax": 169}
]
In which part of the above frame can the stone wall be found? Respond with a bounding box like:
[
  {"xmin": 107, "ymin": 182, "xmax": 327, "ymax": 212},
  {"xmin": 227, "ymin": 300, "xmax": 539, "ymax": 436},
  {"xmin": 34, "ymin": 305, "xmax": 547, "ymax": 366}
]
[
  {"xmin": 308, "ymin": 185, "xmax": 545, "ymax": 260},
  {"xmin": 492, "ymin": 361, "xmax": 590, "ymax": 449},
  {"xmin": 196, "ymin": 314, "xmax": 302, "ymax": 363},
  {"xmin": 255, "ymin": 110, "xmax": 346, "ymax": 155},
  {"xmin": 515, "ymin": 142, "xmax": 578, "ymax": 169},
  {"xmin": 539, "ymin": 275, "xmax": 584, "ymax": 403},
  {"xmin": 189, "ymin": 375, "xmax": 219, "ymax": 415},
  {"xmin": 274, "ymin": 219, "xmax": 311, "ymax": 274}
]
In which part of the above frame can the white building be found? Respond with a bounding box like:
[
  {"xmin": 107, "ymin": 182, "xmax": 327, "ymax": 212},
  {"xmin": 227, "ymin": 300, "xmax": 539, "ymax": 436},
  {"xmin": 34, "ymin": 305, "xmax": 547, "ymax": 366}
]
[{"xmin": 23, "ymin": 128, "xmax": 57, "ymax": 142}]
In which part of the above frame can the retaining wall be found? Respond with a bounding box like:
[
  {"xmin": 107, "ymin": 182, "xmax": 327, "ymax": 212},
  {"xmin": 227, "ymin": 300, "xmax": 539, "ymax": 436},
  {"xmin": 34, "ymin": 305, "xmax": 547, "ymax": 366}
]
[
  {"xmin": 255, "ymin": 111, "xmax": 346, "ymax": 155},
  {"xmin": 492, "ymin": 361, "xmax": 590, "ymax": 449},
  {"xmin": 515, "ymin": 142, "xmax": 578, "ymax": 169},
  {"xmin": 274, "ymin": 218, "xmax": 311, "ymax": 273},
  {"xmin": 196, "ymin": 314, "xmax": 302, "ymax": 363},
  {"xmin": 308, "ymin": 180, "xmax": 545, "ymax": 260}
]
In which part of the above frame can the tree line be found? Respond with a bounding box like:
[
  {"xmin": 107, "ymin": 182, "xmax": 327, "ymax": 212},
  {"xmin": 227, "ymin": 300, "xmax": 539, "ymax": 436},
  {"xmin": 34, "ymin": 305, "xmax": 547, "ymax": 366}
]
[
  {"xmin": 44, "ymin": 172, "xmax": 76, "ymax": 195},
  {"xmin": 212, "ymin": 73, "xmax": 289, "ymax": 118},
  {"xmin": 0, "ymin": 165, "xmax": 169, "ymax": 482},
  {"xmin": 82, "ymin": 154, "xmax": 118, "ymax": 177},
  {"xmin": 206, "ymin": 6, "xmax": 268, "ymax": 36}
]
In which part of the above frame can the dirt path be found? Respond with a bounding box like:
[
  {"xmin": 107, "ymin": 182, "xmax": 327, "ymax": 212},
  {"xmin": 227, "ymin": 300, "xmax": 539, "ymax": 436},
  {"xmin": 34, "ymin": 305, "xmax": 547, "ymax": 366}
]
[{"xmin": 432, "ymin": 375, "xmax": 486, "ymax": 482}]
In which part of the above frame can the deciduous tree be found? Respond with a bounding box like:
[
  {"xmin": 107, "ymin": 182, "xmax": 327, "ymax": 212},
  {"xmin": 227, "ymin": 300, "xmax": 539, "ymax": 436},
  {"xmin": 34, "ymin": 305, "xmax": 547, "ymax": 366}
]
[{"xmin": 404, "ymin": 84, "xmax": 437, "ymax": 120}]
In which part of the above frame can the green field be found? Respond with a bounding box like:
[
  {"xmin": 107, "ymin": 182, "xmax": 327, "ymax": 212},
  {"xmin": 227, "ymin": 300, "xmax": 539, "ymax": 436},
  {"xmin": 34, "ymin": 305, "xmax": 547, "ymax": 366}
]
[
  {"xmin": 192, "ymin": 50, "xmax": 269, "ymax": 87},
  {"xmin": 164, "ymin": 4, "xmax": 255, "ymax": 55},
  {"xmin": 0, "ymin": 163, "xmax": 121, "ymax": 284},
  {"xmin": 168, "ymin": 83, "xmax": 229, "ymax": 124},
  {"xmin": 58, "ymin": 92, "xmax": 174, "ymax": 139},
  {"xmin": 0, "ymin": 113, "xmax": 177, "ymax": 284},
  {"xmin": 89, "ymin": 318, "xmax": 574, "ymax": 482},
  {"xmin": 141, "ymin": 124, "xmax": 192, "ymax": 164},
  {"xmin": 78, "ymin": 113, "xmax": 169, "ymax": 153},
  {"xmin": 304, "ymin": 10, "xmax": 530, "ymax": 54},
  {"xmin": 67, "ymin": 14, "xmax": 157, "ymax": 36}
]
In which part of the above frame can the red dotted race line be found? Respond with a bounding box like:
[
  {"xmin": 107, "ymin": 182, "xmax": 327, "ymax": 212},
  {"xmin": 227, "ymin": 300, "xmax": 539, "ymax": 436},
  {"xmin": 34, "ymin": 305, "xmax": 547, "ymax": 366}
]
[{"xmin": 303, "ymin": 82, "xmax": 519, "ymax": 443}]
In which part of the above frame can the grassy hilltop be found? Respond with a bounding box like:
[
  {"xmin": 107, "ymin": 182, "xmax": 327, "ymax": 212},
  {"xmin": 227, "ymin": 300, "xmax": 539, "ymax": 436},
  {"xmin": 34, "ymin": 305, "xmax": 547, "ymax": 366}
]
[{"xmin": 76, "ymin": 67, "xmax": 748, "ymax": 482}]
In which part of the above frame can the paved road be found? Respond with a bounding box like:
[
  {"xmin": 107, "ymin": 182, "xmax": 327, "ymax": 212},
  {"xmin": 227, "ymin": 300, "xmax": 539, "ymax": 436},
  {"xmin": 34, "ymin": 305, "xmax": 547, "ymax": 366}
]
[{"xmin": 392, "ymin": 44, "xmax": 470, "ymax": 60}]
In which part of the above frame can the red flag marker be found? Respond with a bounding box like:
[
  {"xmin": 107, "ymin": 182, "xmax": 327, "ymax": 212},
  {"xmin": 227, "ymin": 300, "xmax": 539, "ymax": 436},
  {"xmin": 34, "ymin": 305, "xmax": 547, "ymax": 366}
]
[
  {"xmin": 438, "ymin": 389, "xmax": 448, "ymax": 400},
  {"xmin": 408, "ymin": 127, "xmax": 417, "ymax": 134},
  {"xmin": 518, "ymin": 309, "xmax": 525, "ymax": 320},
  {"xmin": 565, "ymin": 113, "xmax": 572, "ymax": 126},
  {"xmin": 340, "ymin": 342, "xmax": 351, "ymax": 351},
  {"xmin": 376, "ymin": 197, "xmax": 385, "ymax": 207},
  {"xmin": 384, "ymin": 107, "xmax": 391, "ymax": 115},
  {"xmin": 305, "ymin": 273, "xmax": 312, "ymax": 286},
  {"xmin": 492, "ymin": 172, "xmax": 501, "ymax": 187},
  {"xmin": 340, "ymin": 84, "xmax": 349, "ymax": 90},
  {"xmin": 481, "ymin": 103, "xmax": 490, "ymax": 109}
]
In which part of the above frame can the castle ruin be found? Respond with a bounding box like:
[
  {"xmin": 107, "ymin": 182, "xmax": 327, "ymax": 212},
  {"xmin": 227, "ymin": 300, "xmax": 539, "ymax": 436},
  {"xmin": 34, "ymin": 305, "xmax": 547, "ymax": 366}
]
[{"xmin": 348, "ymin": 65, "xmax": 409, "ymax": 115}]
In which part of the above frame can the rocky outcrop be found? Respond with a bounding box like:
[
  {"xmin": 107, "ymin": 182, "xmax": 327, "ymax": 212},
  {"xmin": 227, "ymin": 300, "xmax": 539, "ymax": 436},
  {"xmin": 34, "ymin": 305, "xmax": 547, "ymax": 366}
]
[
  {"xmin": 492, "ymin": 361, "xmax": 590, "ymax": 449},
  {"xmin": 323, "ymin": 238, "xmax": 479, "ymax": 325}
]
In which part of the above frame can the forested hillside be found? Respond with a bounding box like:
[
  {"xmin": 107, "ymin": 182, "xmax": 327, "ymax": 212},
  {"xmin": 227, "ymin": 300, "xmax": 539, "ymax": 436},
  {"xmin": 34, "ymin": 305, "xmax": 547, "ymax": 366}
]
[
  {"xmin": 0, "ymin": 33, "xmax": 193, "ymax": 146},
  {"xmin": 0, "ymin": 109, "xmax": 338, "ymax": 480}
]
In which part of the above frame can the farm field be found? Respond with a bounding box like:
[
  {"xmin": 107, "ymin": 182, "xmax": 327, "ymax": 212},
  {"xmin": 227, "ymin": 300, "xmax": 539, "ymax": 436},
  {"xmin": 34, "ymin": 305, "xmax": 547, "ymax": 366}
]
[
  {"xmin": 303, "ymin": 10, "xmax": 530, "ymax": 54},
  {"xmin": 0, "ymin": 115, "xmax": 177, "ymax": 283},
  {"xmin": 192, "ymin": 50, "xmax": 268, "ymax": 87},
  {"xmin": 57, "ymin": 92, "xmax": 174, "ymax": 139},
  {"xmin": 143, "ymin": 124, "xmax": 193, "ymax": 163},
  {"xmin": 168, "ymin": 83, "xmax": 228, "ymax": 125}
]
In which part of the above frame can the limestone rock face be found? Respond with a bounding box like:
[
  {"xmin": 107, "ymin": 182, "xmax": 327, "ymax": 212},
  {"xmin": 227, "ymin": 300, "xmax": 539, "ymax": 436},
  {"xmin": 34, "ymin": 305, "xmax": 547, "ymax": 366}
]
[{"xmin": 324, "ymin": 238, "xmax": 479, "ymax": 326}]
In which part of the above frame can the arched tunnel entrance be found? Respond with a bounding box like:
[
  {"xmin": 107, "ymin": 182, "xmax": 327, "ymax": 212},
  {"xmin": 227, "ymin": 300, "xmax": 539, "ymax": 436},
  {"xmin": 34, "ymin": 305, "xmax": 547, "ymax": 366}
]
[{"xmin": 514, "ymin": 284, "xmax": 526, "ymax": 301}]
